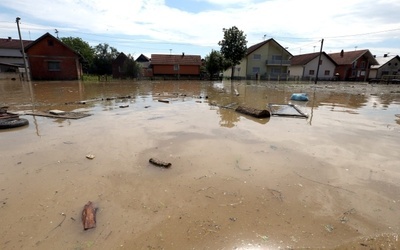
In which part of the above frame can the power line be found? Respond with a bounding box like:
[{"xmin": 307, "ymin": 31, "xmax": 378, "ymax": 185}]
[{"xmin": 259, "ymin": 27, "xmax": 400, "ymax": 41}]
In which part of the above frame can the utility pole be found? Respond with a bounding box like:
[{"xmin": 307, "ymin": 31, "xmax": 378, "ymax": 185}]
[
  {"xmin": 16, "ymin": 17, "xmax": 30, "ymax": 81},
  {"xmin": 314, "ymin": 38, "xmax": 324, "ymax": 84}
]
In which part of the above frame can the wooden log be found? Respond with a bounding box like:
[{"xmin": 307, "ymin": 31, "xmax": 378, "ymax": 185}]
[
  {"xmin": 235, "ymin": 106, "xmax": 271, "ymax": 118},
  {"xmin": 149, "ymin": 158, "xmax": 171, "ymax": 168},
  {"xmin": 82, "ymin": 201, "xmax": 96, "ymax": 230},
  {"xmin": 158, "ymin": 99, "xmax": 170, "ymax": 103}
]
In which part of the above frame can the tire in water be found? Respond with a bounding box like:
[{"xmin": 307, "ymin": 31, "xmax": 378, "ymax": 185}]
[{"xmin": 0, "ymin": 118, "xmax": 29, "ymax": 129}]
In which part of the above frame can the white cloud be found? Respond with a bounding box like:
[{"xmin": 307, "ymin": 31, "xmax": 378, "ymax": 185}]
[{"xmin": 1, "ymin": 0, "xmax": 399, "ymax": 57}]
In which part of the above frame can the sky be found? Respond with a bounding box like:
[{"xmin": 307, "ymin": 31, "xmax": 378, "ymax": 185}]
[{"xmin": 0, "ymin": 0, "xmax": 399, "ymax": 59}]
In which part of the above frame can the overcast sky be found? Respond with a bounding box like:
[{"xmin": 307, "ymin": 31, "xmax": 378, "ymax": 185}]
[{"xmin": 0, "ymin": 0, "xmax": 399, "ymax": 59}]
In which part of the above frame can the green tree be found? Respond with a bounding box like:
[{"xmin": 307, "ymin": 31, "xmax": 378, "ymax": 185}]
[
  {"xmin": 60, "ymin": 37, "xmax": 94, "ymax": 73},
  {"xmin": 122, "ymin": 54, "xmax": 141, "ymax": 78},
  {"xmin": 218, "ymin": 26, "xmax": 248, "ymax": 80},
  {"xmin": 92, "ymin": 43, "xmax": 119, "ymax": 75},
  {"xmin": 205, "ymin": 50, "xmax": 224, "ymax": 80}
]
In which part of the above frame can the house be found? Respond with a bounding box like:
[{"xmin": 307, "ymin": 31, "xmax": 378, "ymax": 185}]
[
  {"xmin": 369, "ymin": 54, "xmax": 400, "ymax": 79},
  {"xmin": 329, "ymin": 49, "xmax": 378, "ymax": 81},
  {"xmin": 150, "ymin": 53, "xmax": 202, "ymax": 79},
  {"xmin": 0, "ymin": 37, "xmax": 33, "ymax": 80},
  {"xmin": 0, "ymin": 37, "xmax": 32, "ymax": 66},
  {"xmin": 223, "ymin": 38, "xmax": 292, "ymax": 80},
  {"xmin": 135, "ymin": 54, "xmax": 152, "ymax": 78},
  {"xmin": 24, "ymin": 33, "xmax": 83, "ymax": 81},
  {"xmin": 112, "ymin": 52, "xmax": 129, "ymax": 79},
  {"xmin": 289, "ymin": 52, "xmax": 337, "ymax": 81}
]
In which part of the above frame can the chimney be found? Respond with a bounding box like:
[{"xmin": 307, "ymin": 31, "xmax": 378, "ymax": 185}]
[
  {"xmin": 182, "ymin": 52, "xmax": 185, "ymax": 57},
  {"xmin": 340, "ymin": 50, "xmax": 344, "ymax": 57},
  {"xmin": 7, "ymin": 37, "xmax": 12, "ymax": 41},
  {"xmin": 384, "ymin": 54, "xmax": 388, "ymax": 57}
]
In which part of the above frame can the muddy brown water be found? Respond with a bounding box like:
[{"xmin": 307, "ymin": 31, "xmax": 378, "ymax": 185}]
[{"xmin": 1, "ymin": 80, "xmax": 400, "ymax": 249}]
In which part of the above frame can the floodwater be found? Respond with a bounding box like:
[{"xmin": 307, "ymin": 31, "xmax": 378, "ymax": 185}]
[{"xmin": 1, "ymin": 79, "xmax": 400, "ymax": 249}]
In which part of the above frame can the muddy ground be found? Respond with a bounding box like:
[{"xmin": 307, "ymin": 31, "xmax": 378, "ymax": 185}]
[{"xmin": 1, "ymin": 80, "xmax": 400, "ymax": 249}]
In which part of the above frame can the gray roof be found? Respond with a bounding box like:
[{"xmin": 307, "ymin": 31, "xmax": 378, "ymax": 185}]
[
  {"xmin": 371, "ymin": 55, "xmax": 399, "ymax": 69},
  {"xmin": 0, "ymin": 48, "xmax": 23, "ymax": 58}
]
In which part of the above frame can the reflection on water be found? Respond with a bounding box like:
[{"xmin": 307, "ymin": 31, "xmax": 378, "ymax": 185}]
[{"xmin": 1, "ymin": 80, "xmax": 400, "ymax": 128}]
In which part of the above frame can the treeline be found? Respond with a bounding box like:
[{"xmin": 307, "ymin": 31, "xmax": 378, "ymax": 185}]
[
  {"xmin": 61, "ymin": 26, "xmax": 247, "ymax": 80},
  {"xmin": 60, "ymin": 37, "xmax": 139, "ymax": 77}
]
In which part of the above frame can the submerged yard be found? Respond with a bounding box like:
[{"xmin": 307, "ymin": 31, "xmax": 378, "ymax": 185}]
[{"xmin": 1, "ymin": 80, "xmax": 400, "ymax": 249}]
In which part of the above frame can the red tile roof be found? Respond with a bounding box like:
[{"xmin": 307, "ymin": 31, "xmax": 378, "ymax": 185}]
[
  {"xmin": 329, "ymin": 49, "xmax": 378, "ymax": 65},
  {"xmin": 0, "ymin": 38, "xmax": 32, "ymax": 49},
  {"xmin": 290, "ymin": 52, "xmax": 320, "ymax": 65},
  {"xmin": 151, "ymin": 54, "xmax": 201, "ymax": 65}
]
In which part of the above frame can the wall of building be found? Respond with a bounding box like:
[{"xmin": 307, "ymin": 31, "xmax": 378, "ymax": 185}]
[
  {"xmin": 153, "ymin": 65, "xmax": 199, "ymax": 75},
  {"xmin": 246, "ymin": 44, "xmax": 270, "ymax": 78},
  {"xmin": 26, "ymin": 36, "xmax": 81, "ymax": 80}
]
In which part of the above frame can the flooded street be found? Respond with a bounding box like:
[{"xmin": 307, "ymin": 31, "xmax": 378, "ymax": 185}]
[{"xmin": 1, "ymin": 80, "xmax": 400, "ymax": 249}]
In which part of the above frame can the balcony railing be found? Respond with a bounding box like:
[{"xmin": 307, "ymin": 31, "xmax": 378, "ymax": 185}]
[{"xmin": 266, "ymin": 59, "xmax": 291, "ymax": 66}]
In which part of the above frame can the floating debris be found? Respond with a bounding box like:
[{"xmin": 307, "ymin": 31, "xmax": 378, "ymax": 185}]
[
  {"xmin": 235, "ymin": 106, "xmax": 271, "ymax": 118},
  {"xmin": 86, "ymin": 154, "xmax": 95, "ymax": 160},
  {"xmin": 149, "ymin": 158, "xmax": 171, "ymax": 168},
  {"xmin": 268, "ymin": 103, "xmax": 308, "ymax": 118},
  {"xmin": 49, "ymin": 109, "xmax": 66, "ymax": 115},
  {"xmin": 325, "ymin": 224, "xmax": 334, "ymax": 232},
  {"xmin": 82, "ymin": 201, "xmax": 96, "ymax": 230},
  {"xmin": 290, "ymin": 93, "xmax": 309, "ymax": 101},
  {"xmin": 25, "ymin": 111, "xmax": 91, "ymax": 119}
]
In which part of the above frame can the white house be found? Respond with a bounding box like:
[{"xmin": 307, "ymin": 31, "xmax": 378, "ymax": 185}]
[
  {"xmin": 289, "ymin": 52, "xmax": 337, "ymax": 80},
  {"xmin": 223, "ymin": 38, "xmax": 292, "ymax": 80},
  {"xmin": 369, "ymin": 54, "xmax": 400, "ymax": 79}
]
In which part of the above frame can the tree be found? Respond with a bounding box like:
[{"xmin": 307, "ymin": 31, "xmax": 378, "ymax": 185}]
[
  {"xmin": 122, "ymin": 54, "xmax": 141, "ymax": 79},
  {"xmin": 205, "ymin": 50, "xmax": 224, "ymax": 80},
  {"xmin": 60, "ymin": 37, "xmax": 94, "ymax": 73},
  {"xmin": 92, "ymin": 43, "xmax": 119, "ymax": 75},
  {"xmin": 218, "ymin": 26, "xmax": 248, "ymax": 80}
]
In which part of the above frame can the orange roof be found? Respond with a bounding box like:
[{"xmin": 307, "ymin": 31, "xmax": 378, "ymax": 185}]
[{"xmin": 151, "ymin": 54, "xmax": 201, "ymax": 65}]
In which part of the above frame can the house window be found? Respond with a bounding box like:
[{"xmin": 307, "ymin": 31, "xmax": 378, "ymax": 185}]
[
  {"xmin": 309, "ymin": 70, "xmax": 315, "ymax": 75},
  {"xmin": 352, "ymin": 62, "xmax": 357, "ymax": 69},
  {"xmin": 381, "ymin": 71, "xmax": 389, "ymax": 75},
  {"xmin": 48, "ymin": 61, "xmax": 60, "ymax": 71},
  {"xmin": 360, "ymin": 61, "xmax": 365, "ymax": 69},
  {"xmin": 272, "ymin": 55, "xmax": 282, "ymax": 61},
  {"xmin": 324, "ymin": 70, "xmax": 330, "ymax": 75},
  {"xmin": 271, "ymin": 68, "xmax": 281, "ymax": 74},
  {"xmin": 253, "ymin": 54, "xmax": 261, "ymax": 60},
  {"xmin": 47, "ymin": 40, "xmax": 54, "ymax": 46},
  {"xmin": 174, "ymin": 64, "xmax": 179, "ymax": 71},
  {"xmin": 252, "ymin": 67, "xmax": 260, "ymax": 73}
]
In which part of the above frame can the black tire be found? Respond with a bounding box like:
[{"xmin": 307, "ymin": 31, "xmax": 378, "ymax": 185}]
[{"xmin": 0, "ymin": 118, "xmax": 29, "ymax": 129}]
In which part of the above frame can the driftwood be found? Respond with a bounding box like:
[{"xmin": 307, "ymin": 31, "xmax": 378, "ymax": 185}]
[
  {"xmin": 82, "ymin": 201, "xmax": 96, "ymax": 230},
  {"xmin": 158, "ymin": 99, "xmax": 170, "ymax": 103},
  {"xmin": 149, "ymin": 158, "xmax": 171, "ymax": 168},
  {"xmin": 235, "ymin": 106, "xmax": 271, "ymax": 118}
]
